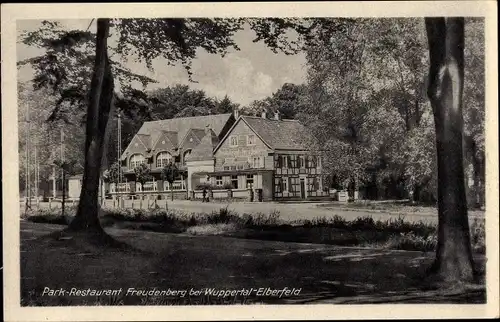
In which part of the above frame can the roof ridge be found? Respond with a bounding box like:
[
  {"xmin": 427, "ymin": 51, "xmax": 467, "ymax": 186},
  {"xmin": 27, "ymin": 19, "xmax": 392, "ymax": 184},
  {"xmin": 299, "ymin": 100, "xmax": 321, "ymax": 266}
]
[
  {"xmin": 242, "ymin": 115, "xmax": 301, "ymax": 123},
  {"xmin": 143, "ymin": 113, "xmax": 232, "ymax": 124}
]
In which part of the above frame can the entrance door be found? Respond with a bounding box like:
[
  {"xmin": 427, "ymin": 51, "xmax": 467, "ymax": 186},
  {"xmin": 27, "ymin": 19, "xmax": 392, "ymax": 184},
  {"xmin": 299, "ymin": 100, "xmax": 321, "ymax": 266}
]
[{"xmin": 300, "ymin": 179, "xmax": 306, "ymax": 199}]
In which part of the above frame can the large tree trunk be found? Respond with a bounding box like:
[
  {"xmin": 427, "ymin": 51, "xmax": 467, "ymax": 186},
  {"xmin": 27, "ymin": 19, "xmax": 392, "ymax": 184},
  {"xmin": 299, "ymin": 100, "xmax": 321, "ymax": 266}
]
[
  {"xmin": 69, "ymin": 19, "xmax": 114, "ymax": 233},
  {"xmin": 425, "ymin": 18, "xmax": 474, "ymax": 282}
]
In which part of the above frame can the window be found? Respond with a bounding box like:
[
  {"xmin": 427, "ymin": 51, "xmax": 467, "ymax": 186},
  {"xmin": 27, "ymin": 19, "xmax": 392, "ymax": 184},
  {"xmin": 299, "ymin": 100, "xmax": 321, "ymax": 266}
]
[
  {"xmin": 230, "ymin": 135, "xmax": 238, "ymax": 147},
  {"xmin": 299, "ymin": 156, "xmax": 306, "ymax": 168},
  {"xmin": 247, "ymin": 134, "xmax": 256, "ymax": 146},
  {"xmin": 289, "ymin": 177, "xmax": 300, "ymax": 193},
  {"xmin": 231, "ymin": 175, "xmax": 238, "ymax": 189},
  {"xmin": 274, "ymin": 177, "xmax": 288, "ymax": 193},
  {"xmin": 275, "ymin": 178, "xmax": 282, "ymax": 193},
  {"xmin": 307, "ymin": 156, "xmax": 317, "ymax": 168},
  {"xmin": 275, "ymin": 155, "xmax": 282, "ymax": 168},
  {"xmin": 223, "ymin": 166, "xmax": 230, "ymax": 171},
  {"xmin": 282, "ymin": 155, "xmax": 288, "ymax": 168},
  {"xmin": 130, "ymin": 154, "xmax": 145, "ymax": 169},
  {"xmin": 216, "ymin": 176, "xmax": 223, "ymax": 187},
  {"xmin": 246, "ymin": 175, "xmax": 254, "ymax": 188},
  {"xmin": 288, "ymin": 155, "xmax": 297, "ymax": 168},
  {"xmin": 156, "ymin": 152, "xmax": 172, "ymax": 168},
  {"xmin": 252, "ymin": 156, "xmax": 263, "ymax": 168}
]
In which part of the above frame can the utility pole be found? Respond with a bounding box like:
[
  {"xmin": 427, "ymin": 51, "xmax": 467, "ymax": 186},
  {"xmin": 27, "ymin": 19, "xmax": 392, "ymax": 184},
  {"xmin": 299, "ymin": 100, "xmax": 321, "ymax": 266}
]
[
  {"xmin": 34, "ymin": 138, "xmax": 38, "ymax": 203},
  {"xmin": 117, "ymin": 112, "xmax": 122, "ymax": 207},
  {"xmin": 25, "ymin": 101, "xmax": 31, "ymax": 211},
  {"xmin": 60, "ymin": 128, "xmax": 66, "ymax": 216},
  {"xmin": 52, "ymin": 159, "xmax": 56, "ymax": 199}
]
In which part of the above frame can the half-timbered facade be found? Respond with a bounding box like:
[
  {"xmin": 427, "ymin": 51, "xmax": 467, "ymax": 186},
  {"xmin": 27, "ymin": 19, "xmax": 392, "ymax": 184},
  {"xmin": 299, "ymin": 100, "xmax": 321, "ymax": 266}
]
[{"xmin": 113, "ymin": 110, "xmax": 326, "ymax": 201}]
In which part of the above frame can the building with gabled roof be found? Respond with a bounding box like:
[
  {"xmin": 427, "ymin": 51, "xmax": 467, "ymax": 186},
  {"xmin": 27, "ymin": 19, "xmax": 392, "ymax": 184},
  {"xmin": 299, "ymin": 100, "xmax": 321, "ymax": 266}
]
[{"xmin": 113, "ymin": 110, "xmax": 326, "ymax": 201}]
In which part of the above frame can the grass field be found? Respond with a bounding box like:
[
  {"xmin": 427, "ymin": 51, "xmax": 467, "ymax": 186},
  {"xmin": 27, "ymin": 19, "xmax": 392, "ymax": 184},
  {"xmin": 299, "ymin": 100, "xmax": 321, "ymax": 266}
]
[{"xmin": 22, "ymin": 206, "xmax": 486, "ymax": 253}]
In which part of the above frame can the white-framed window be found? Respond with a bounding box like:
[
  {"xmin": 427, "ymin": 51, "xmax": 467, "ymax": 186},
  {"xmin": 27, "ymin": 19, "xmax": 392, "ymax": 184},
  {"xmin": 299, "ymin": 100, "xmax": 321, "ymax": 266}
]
[
  {"xmin": 299, "ymin": 155, "xmax": 306, "ymax": 168},
  {"xmin": 251, "ymin": 156, "xmax": 263, "ymax": 168},
  {"xmin": 307, "ymin": 156, "xmax": 317, "ymax": 168},
  {"xmin": 247, "ymin": 134, "xmax": 256, "ymax": 146},
  {"xmin": 130, "ymin": 154, "xmax": 145, "ymax": 169},
  {"xmin": 246, "ymin": 175, "xmax": 254, "ymax": 188},
  {"xmin": 156, "ymin": 151, "xmax": 172, "ymax": 168},
  {"xmin": 215, "ymin": 176, "xmax": 223, "ymax": 186},
  {"xmin": 230, "ymin": 135, "xmax": 238, "ymax": 147},
  {"xmin": 282, "ymin": 177, "xmax": 288, "ymax": 192},
  {"xmin": 231, "ymin": 175, "xmax": 238, "ymax": 189}
]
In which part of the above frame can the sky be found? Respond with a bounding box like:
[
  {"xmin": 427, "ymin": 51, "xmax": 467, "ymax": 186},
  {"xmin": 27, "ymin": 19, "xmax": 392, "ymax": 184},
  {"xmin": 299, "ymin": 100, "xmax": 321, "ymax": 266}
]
[{"xmin": 16, "ymin": 19, "xmax": 308, "ymax": 106}]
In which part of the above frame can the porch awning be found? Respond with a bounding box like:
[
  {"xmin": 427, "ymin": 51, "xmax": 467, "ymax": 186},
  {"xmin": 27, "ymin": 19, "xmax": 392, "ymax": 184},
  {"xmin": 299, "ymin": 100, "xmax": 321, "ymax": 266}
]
[{"xmin": 192, "ymin": 169, "xmax": 273, "ymax": 177}]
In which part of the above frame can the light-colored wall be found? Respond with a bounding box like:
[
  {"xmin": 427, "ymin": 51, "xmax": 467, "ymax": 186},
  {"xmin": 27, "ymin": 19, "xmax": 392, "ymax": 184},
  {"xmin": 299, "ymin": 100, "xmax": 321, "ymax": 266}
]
[
  {"xmin": 68, "ymin": 178, "xmax": 81, "ymax": 199},
  {"xmin": 215, "ymin": 120, "xmax": 273, "ymax": 170},
  {"xmin": 186, "ymin": 160, "xmax": 214, "ymax": 191}
]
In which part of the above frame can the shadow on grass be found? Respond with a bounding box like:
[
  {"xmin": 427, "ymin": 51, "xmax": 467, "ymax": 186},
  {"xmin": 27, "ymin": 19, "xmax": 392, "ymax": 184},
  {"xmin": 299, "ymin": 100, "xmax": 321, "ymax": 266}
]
[{"xmin": 20, "ymin": 221, "xmax": 486, "ymax": 306}]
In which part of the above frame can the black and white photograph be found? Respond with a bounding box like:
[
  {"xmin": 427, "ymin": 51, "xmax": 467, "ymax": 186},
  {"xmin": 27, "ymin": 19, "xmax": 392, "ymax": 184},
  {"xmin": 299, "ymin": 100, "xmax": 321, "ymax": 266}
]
[{"xmin": 2, "ymin": 1, "xmax": 498, "ymax": 321}]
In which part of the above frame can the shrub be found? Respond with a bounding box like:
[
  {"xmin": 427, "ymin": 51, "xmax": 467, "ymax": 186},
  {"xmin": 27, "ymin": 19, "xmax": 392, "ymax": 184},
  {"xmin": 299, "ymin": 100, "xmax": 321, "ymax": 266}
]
[
  {"xmin": 206, "ymin": 207, "xmax": 241, "ymax": 225},
  {"xmin": 351, "ymin": 216, "xmax": 376, "ymax": 230},
  {"xmin": 195, "ymin": 182, "xmax": 217, "ymax": 190},
  {"xmin": 383, "ymin": 232, "xmax": 437, "ymax": 252}
]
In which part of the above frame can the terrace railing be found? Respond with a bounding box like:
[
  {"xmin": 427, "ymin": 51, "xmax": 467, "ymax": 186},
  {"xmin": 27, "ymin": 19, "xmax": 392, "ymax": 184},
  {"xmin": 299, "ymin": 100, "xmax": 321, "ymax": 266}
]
[{"xmin": 110, "ymin": 183, "xmax": 131, "ymax": 193}]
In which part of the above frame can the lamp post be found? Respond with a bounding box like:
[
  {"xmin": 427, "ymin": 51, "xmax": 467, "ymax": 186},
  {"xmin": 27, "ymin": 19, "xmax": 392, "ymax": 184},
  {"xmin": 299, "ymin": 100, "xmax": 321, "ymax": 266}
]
[
  {"xmin": 25, "ymin": 101, "xmax": 31, "ymax": 212},
  {"xmin": 117, "ymin": 111, "xmax": 122, "ymax": 207}
]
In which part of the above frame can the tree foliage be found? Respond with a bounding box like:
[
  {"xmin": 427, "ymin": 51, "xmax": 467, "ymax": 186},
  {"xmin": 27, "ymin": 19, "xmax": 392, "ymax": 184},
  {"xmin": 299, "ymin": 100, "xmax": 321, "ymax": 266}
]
[
  {"xmin": 242, "ymin": 83, "xmax": 308, "ymax": 119},
  {"xmin": 134, "ymin": 163, "xmax": 153, "ymax": 186}
]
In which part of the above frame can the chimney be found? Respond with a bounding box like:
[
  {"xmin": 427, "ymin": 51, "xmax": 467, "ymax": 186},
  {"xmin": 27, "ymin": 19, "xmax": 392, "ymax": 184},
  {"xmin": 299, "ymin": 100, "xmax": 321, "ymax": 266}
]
[
  {"xmin": 261, "ymin": 111, "xmax": 266, "ymax": 119},
  {"xmin": 234, "ymin": 108, "xmax": 239, "ymax": 119},
  {"xmin": 274, "ymin": 110, "xmax": 280, "ymax": 120}
]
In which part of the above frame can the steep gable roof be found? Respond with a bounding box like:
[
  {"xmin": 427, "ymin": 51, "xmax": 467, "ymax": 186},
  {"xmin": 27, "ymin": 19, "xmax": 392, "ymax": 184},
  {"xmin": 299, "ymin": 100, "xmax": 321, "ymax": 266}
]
[
  {"xmin": 152, "ymin": 130, "xmax": 178, "ymax": 151},
  {"xmin": 243, "ymin": 116, "xmax": 316, "ymax": 150},
  {"xmin": 179, "ymin": 128, "xmax": 206, "ymax": 149},
  {"xmin": 136, "ymin": 134, "xmax": 152, "ymax": 150},
  {"xmin": 214, "ymin": 116, "xmax": 316, "ymax": 153},
  {"xmin": 186, "ymin": 129, "xmax": 219, "ymax": 162},
  {"xmin": 138, "ymin": 113, "xmax": 233, "ymax": 146},
  {"xmin": 122, "ymin": 113, "xmax": 233, "ymax": 161}
]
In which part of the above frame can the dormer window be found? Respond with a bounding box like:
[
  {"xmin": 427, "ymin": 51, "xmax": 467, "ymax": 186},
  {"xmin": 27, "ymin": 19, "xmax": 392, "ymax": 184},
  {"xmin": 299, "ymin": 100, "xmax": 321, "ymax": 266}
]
[
  {"xmin": 247, "ymin": 134, "xmax": 256, "ymax": 146},
  {"xmin": 230, "ymin": 135, "xmax": 238, "ymax": 147},
  {"xmin": 130, "ymin": 154, "xmax": 145, "ymax": 169},
  {"xmin": 156, "ymin": 152, "xmax": 172, "ymax": 168}
]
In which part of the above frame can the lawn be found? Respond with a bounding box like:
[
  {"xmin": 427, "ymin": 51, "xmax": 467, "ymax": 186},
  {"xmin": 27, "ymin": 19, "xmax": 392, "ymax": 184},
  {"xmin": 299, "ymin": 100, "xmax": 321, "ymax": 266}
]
[
  {"xmin": 21, "ymin": 221, "xmax": 486, "ymax": 306},
  {"xmin": 21, "ymin": 206, "xmax": 486, "ymax": 253}
]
